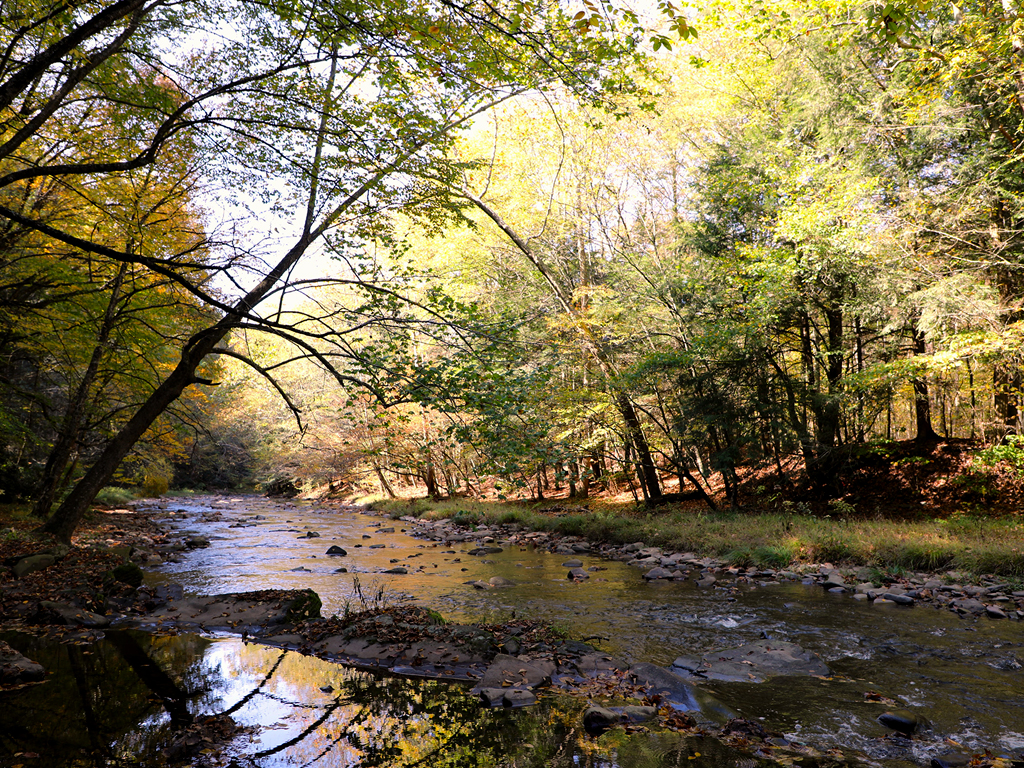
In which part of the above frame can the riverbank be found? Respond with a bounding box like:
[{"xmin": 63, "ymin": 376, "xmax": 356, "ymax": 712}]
[{"xmin": 366, "ymin": 496, "xmax": 1024, "ymax": 580}]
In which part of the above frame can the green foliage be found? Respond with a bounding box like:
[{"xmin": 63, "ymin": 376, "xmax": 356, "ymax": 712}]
[
  {"xmin": 973, "ymin": 436, "xmax": 1024, "ymax": 477},
  {"xmin": 451, "ymin": 510, "xmax": 482, "ymax": 528},
  {"xmin": 111, "ymin": 563, "xmax": 144, "ymax": 588},
  {"xmin": 94, "ymin": 487, "xmax": 136, "ymax": 506}
]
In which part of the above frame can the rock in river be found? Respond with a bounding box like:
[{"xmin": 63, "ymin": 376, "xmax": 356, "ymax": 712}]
[
  {"xmin": 0, "ymin": 641, "xmax": 44, "ymax": 685},
  {"xmin": 671, "ymin": 640, "xmax": 829, "ymax": 683},
  {"xmin": 878, "ymin": 709, "xmax": 930, "ymax": 736},
  {"xmin": 325, "ymin": 546, "xmax": 347, "ymax": 556}
]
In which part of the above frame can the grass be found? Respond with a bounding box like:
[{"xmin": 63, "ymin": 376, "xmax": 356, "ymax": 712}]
[
  {"xmin": 369, "ymin": 497, "xmax": 1024, "ymax": 579},
  {"xmin": 94, "ymin": 486, "xmax": 136, "ymax": 505}
]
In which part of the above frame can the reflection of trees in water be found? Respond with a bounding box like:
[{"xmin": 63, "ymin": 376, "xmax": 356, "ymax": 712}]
[
  {"xmin": 0, "ymin": 630, "xmax": 215, "ymax": 766},
  {"xmin": 220, "ymin": 642, "xmax": 617, "ymax": 768},
  {"xmin": 1, "ymin": 633, "xmax": 715, "ymax": 768}
]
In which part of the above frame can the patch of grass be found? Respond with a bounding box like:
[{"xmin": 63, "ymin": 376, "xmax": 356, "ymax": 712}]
[
  {"xmin": 94, "ymin": 486, "xmax": 135, "ymax": 506},
  {"xmin": 753, "ymin": 544, "xmax": 796, "ymax": 568}
]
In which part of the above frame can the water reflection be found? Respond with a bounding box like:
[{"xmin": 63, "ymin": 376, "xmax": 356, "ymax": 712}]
[{"xmin": 0, "ymin": 632, "xmax": 775, "ymax": 768}]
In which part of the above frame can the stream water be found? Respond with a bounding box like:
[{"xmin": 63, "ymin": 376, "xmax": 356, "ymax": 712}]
[{"xmin": 2, "ymin": 494, "xmax": 1023, "ymax": 768}]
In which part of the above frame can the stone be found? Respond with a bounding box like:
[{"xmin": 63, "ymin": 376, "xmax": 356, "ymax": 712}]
[
  {"xmin": 671, "ymin": 641, "xmax": 829, "ymax": 683},
  {"xmin": 643, "ymin": 567, "xmax": 674, "ymax": 580},
  {"xmin": 822, "ymin": 573, "xmax": 847, "ymax": 590},
  {"xmin": 185, "ymin": 536, "xmax": 210, "ymax": 549},
  {"xmin": 383, "ymin": 567, "xmax": 408, "ymax": 574},
  {"xmin": 883, "ymin": 593, "xmax": 915, "ymax": 605},
  {"xmin": 628, "ymin": 662, "xmax": 702, "ymax": 710},
  {"xmin": 478, "ymin": 687, "xmax": 505, "ymax": 707},
  {"xmin": 621, "ymin": 705, "xmax": 659, "ymax": 723},
  {"xmin": 37, "ymin": 601, "xmax": 110, "ymax": 628},
  {"xmin": 878, "ymin": 710, "xmax": 930, "ymax": 736},
  {"xmin": 302, "ymin": 531, "xmax": 320, "ymax": 538},
  {"xmin": 468, "ymin": 547, "xmax": 503, "ymax": 556},
  {"xmin": 488, "ymin": 576, "xmax": 515, "ymax": 587},
  {"xmin": 986, "ymin": 605, "xmax": 1008, "ymax": 619},
  {"xmin": 583, "ymin": 706, "xmax": 622, "ymax": 733},
  {"xmin": 0, "ymin": 641, "xmax": 44, "ymax": 685},
  {"xmin": 501, "ymin": 688, "xmax": 537, "ymax": 707},
  {"xmin": 931, "ymin": 755, "xmax": 973, "ymax": 768},
  {"xmin": 562, "ymin": 559, "xmax": 584, "ymax": 568},
  {"xmin": 326, "ymin": 546, "xmax": 347, "ymax": 556},
  {"xmin": 377, "ymin": 527, "xmax": 395, "ymax": 534},
  {"xmin": 575, "ymin": 653, "xmax": 627, "ymax": 677},
  {"xmin": 696, "ymin": 575, "xmax": 717, "ymax": 588},
  {"xmin": 12, "ymin": 553, "xmax": 56, "ymax": 579},
  {"xmin": 568, "ymin": 568, "xmax": 590, "ymax": 581},
  {"xmin": 475, "ymin": 655, "xmax": 551, "ymax": 690},
  {"xmin": 952, "ymin": 598, "xmax": 986, "ymax": 615},
  {"xmin": 112, "ymin": 562, "xmax": 144, "ymax": 587}
]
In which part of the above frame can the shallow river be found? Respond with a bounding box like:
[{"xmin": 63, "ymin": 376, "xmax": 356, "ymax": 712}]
[{"xmin": 2, "ymin": 494, "xmax": 1023, "ymax": 768}]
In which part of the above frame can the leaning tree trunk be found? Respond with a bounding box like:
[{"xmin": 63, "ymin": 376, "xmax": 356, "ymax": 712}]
[
  {"xmin": 33, "ymin": 264, "xmax": 127, "ymax": 519},
  {"xmin": 616, "ymin": 393, "xmax": 661, "ymax": 503},
  {"xmin": 40, "ymin": 335, "xmax": 223, "ymax": 541}
]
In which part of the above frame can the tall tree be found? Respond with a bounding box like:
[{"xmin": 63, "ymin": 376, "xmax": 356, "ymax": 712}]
[{"xmin": 0, "ymin": 0, "xmax": 648, "ymax": 540}]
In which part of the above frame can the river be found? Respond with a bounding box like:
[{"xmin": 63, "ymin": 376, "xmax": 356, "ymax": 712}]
[{"xmin": 2, "ymin": 494, "xmax": 1022, "ymax": 768}]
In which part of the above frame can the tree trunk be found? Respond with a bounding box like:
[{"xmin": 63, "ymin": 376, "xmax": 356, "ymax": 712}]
[
  {"xmin": 912, "ymin": 326, "xmax": 938, "ymax": 442},
  {"xmin": 40, "ymin": 339, "xmax": 218, "ymax": 541},
  {"xmin": 617, "ymin": 393, "xmax": 661, "ymax": 502},
  {"xmin": 33, "ymin": 263, "xmax": 127, "ymax": 519},
  {"xmin": 373, "ymin": 463, "xmax": 396, "ymax": 498}
]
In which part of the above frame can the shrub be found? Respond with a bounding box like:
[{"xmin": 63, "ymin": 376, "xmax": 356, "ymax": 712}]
[{"xmin": 95, "ymin": 486, "xmax": 135, "ymax": 506}]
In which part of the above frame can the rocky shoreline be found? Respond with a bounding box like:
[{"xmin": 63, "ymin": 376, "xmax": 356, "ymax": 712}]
[{"xmin": 401, "ymin": 514, "xmax": 1024, "ymax": 621}]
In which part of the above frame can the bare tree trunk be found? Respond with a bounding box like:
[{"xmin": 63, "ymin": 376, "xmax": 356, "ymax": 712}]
[{"xmin": 373, "ymin": 463, "xmax": 396, "ymax": 498}]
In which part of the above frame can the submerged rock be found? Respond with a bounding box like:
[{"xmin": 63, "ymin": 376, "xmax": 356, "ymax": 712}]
[
  {"xmin": 583, "ymin": 705, "xmax": 622, "ymax": 734},
  {"xmin": 474, "ymin": 654, "xmax": 552, "ymax": 690},
  {"xmin": 0, "ymin": 641, "xmax": 44, "ymax": 685},
  {"xmin": 35, "ymin": 601, "xmax": 110, "ymax": 628},
  {"xmin": 671, "ymin": 640, "xmax": 829, "ymax": 683},
  {"xmin": 878, "ymin": 709, "xmax": 930, "ymax": 736},
  {"xmin": 628, "ymin": 662, "xmax": 731, "ymax": 715}
]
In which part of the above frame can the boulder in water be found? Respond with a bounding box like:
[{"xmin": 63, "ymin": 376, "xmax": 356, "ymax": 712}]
[
  {"xmin": 878, "ymin": 709, "xmax": 930, "ymax": 736},
  {"xmin": 671, "ymin": 640, "xmax": 829, "ymax": 683}
]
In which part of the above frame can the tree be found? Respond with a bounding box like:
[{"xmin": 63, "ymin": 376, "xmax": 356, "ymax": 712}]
[{"xmin": 0, "ymin": 0, "xmax": 649, "ymax": 540}]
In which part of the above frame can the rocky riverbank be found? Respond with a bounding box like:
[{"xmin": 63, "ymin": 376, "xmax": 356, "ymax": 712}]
[{"xmin": 401, "ymin": 514, "xmax": 1024, "ymax": 621}]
